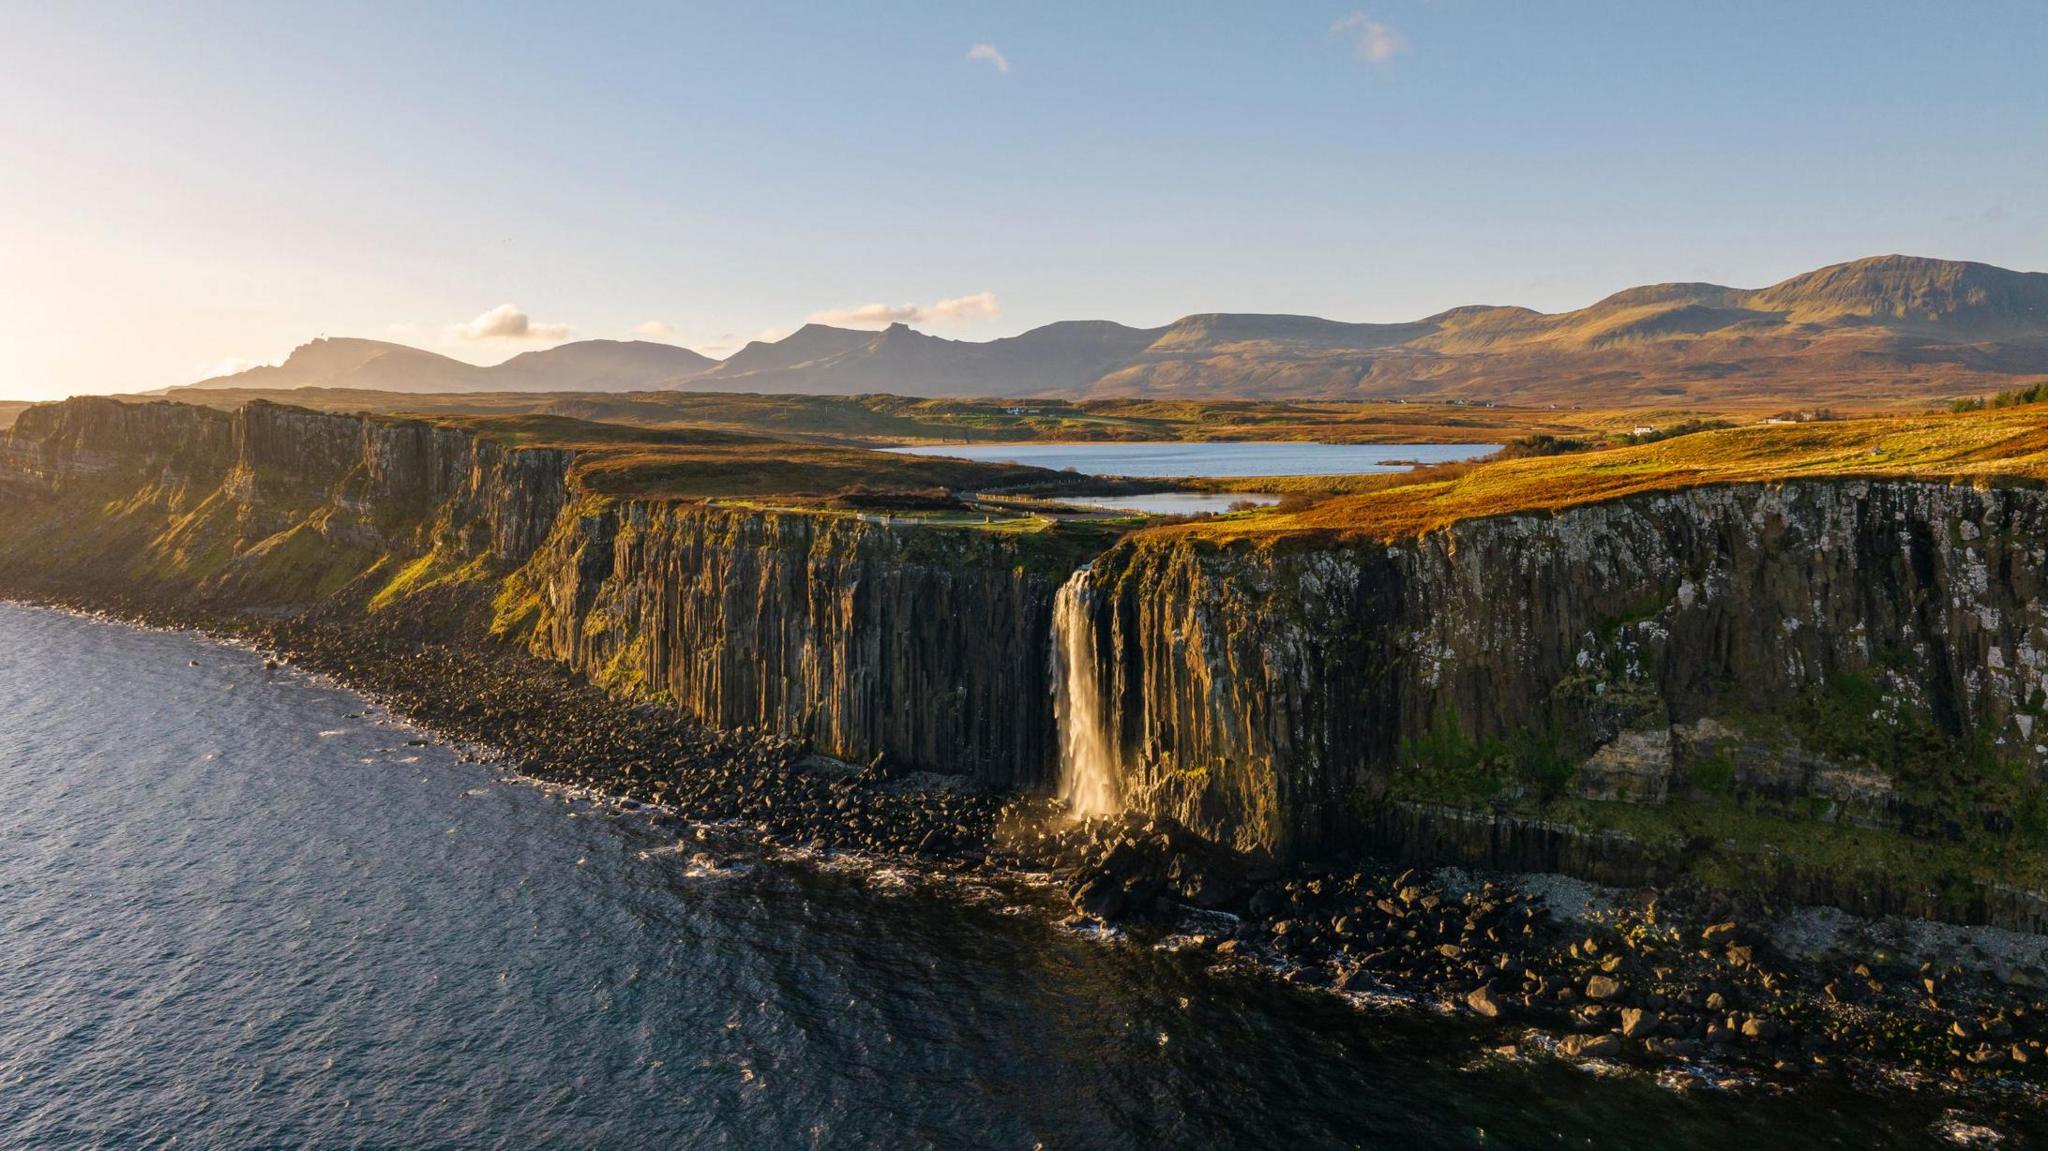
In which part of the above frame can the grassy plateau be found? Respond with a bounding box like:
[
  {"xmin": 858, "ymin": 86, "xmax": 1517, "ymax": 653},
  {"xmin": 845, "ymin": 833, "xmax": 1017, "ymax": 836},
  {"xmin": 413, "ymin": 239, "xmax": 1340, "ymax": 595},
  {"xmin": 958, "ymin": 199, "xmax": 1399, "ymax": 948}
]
[{"xmin": 1176, "ymin": 405, "xmax": 2048, "ymax": 543}]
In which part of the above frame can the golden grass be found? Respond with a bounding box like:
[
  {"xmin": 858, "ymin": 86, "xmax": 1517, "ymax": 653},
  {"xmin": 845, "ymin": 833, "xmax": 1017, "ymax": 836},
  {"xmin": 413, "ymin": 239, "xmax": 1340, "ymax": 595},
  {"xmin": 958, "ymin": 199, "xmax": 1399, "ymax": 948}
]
[
  {"xmin": 1173, "ymin": 406, "xmax": 2048, "ymax": 544},
  {"xmin": 124, "ymin": 386, "xmax": 1753, "ymax": 446},
  {"xmin": 569, "ymin": 441, "xmax": 1055, "ymax": 500},
  {"xmin": 419, "ymin": 412, "xmax": 1068, "ymax": 500}
]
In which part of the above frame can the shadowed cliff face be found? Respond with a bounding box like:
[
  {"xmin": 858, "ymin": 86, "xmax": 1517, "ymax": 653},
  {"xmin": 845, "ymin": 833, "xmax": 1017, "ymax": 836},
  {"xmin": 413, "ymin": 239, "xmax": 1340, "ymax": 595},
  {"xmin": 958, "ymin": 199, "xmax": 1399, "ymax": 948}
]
[
  {"xmin": 1067, "ymin": 482, "xmax": 2048, "ymax": 923},
  {"xmin": 527, "ymin": 502, "xmax": 1064, "ymax": 787}
]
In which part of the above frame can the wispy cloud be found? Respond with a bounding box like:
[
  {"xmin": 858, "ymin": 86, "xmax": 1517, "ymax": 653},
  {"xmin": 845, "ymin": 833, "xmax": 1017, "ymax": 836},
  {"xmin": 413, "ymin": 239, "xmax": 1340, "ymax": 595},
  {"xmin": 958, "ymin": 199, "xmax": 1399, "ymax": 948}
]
[
  {"xmin": 1331, "ymin": 13, "xmax": 1405, "ymax": 66},
  {"xmin": 634, "ymin": 320, "xmax": 677, "ymax": 340},
  {"xmin": 808, "ymin": 291, "xmax": 1000, "ymax": 329},
  {"xmin": 450, "ymin": 304, "xmax": 571, "ymax": 343},
  {"xmin": 967, "ymin": 43, "xmax": 1009, "ymax": 73}
]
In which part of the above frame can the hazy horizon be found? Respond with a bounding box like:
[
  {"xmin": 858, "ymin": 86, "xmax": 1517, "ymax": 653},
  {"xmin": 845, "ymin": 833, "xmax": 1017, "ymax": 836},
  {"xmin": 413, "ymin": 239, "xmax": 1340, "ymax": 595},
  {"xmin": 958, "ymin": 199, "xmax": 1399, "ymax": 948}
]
[{"xmin": 3, "ymin": 1, "xmax": 2044, "ymax": 401}]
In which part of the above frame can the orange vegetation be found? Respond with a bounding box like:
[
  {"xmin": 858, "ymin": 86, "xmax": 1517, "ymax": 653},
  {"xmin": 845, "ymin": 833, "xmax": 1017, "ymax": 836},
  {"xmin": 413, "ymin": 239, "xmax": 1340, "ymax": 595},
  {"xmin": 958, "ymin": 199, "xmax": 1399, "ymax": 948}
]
[
  {"xmin": 1172, "ymin": 406, "xmax": 2048, "ymax": 545},
  {"xmin": 435, "ymin": 413, "xmax": 1064, "ymax": 500}
]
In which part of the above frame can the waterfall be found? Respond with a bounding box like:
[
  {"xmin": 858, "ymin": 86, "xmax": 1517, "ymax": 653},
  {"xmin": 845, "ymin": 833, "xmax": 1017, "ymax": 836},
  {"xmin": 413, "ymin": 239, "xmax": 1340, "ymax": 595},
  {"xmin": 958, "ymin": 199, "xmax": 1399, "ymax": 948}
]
[{"xmin": 1051, "ymin": 568, "xmax": 1120, "ymax": 820}]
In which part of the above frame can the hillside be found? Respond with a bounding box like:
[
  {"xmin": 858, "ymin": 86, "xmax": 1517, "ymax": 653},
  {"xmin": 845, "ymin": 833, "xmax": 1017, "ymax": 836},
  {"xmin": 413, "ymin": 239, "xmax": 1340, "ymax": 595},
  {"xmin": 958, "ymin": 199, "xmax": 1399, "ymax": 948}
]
[
  {"xmin": 169, "ymin": 256, "xmax": 2048, "ymax": 406},
  {"xmin": 124, "ymin": 387, "xmax": 1584, "ymax": 445},
  {"xmin": 1181, "ymin": 403, "xmax": 2048, "ymax": 543},
  {"xmin": 1091, "ymin": 255, "xmax": 2048, "ymax": 405},
  {"xmin": 677, "ymin": 321, "xmax": 1162, "ymax": 396},
  {"xmin": 183, "ymin": 338, "xmax": 714, "ymax": 394},
  {"xmin": 667, "ymin": 255, "xmax": 2048, "ymax": 404}
]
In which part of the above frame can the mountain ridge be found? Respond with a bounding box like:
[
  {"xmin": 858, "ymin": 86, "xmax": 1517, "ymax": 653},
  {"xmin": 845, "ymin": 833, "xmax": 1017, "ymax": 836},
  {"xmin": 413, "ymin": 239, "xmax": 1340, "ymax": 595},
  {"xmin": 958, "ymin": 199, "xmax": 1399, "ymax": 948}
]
[
  {"xmin": 183, "ymin": 338, "xmax": 714, "ymax": 395},
  {"xmin": 177, "ymin": 256, "xmax": 2048, "ymax": 404}
]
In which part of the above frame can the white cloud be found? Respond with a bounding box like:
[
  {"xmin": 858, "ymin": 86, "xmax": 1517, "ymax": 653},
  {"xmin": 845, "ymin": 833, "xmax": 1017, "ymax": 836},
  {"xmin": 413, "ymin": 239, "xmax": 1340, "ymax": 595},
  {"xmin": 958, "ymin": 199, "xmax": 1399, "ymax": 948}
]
[
  {"xmin": 1331, "ymin": 13, "xmax": 1405, "ymax": 66},
  {"xmin": 808, "ymin": 291, "xmax": 1001, "ymax": 330},
  {"xmin": 450, "ymin": 304, "xmax": 572, "ymax": 343},
  {"xmin": 190, "ymin": 355, "xmax": 265, "ymax": 381},
  {"xmin": 634, "ymin": 320, "xmax": 677, "ymax": 340},
  {"xmin": 967, "ymin": 43, "xmax": 1009, "ymax": 73}
]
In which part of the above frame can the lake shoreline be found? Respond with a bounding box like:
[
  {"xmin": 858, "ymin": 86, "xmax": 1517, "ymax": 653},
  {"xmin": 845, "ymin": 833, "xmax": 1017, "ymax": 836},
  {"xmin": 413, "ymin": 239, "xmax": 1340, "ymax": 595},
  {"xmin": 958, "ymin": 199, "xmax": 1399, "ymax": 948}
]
[{"xmin": 883, "ymin": 439, "xmax": 1502, "ymax": 479}]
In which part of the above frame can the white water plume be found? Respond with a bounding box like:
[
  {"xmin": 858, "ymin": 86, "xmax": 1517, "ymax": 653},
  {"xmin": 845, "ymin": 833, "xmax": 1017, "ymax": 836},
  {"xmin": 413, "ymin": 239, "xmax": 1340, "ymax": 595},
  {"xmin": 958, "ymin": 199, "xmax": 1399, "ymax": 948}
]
[{"xmin": 1051, "ymin": 569, "xmax": 1121, "ymax": 820}]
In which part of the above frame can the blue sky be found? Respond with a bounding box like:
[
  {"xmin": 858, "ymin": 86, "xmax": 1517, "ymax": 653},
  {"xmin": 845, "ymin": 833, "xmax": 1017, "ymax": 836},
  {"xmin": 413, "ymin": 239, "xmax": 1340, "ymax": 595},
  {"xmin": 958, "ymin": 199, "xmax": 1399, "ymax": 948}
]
[{"xmin": 1, "ymin": 1, "xmax": 2043, "ymax": 398}]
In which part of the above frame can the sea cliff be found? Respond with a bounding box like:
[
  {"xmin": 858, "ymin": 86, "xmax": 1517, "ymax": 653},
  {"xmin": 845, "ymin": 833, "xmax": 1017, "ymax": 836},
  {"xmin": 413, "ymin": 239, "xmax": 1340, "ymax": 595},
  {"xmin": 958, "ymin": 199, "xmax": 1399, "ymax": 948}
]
[
  {"xmin": 526, "ymin": 501, "xmax": 1062, "ymax": 786},
  {"xmin": 0, "ymin": 397, "xmax": 1066, "ymax": 786},
  {"xmin": 3, "ymin": 395, "xmax": 2045, "ymax": 930},
  {"xmin": 1065, "ymin": 481, "xmax": 2048, "ymax": 926}
]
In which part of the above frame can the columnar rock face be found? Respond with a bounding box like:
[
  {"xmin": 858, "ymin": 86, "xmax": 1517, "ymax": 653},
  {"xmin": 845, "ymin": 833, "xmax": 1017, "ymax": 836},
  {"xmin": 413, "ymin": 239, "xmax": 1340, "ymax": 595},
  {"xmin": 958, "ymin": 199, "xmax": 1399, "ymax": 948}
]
[
  {"xmin": 1075, "ymin": 482, "xmax": 2048, "ymax": 860},
  {"xmin": 224, "ymin": 402, "xmax": 573, "ymax": 563},
  {"xmin": 0, "ymin": 398, "xmax": 572, "ymax": 572},
  {"xmin": 529, "ymin": 502, "xmax": 1063, "ymax": 787},
  {"xmin": 0, "ymin": 397, "xmax": 236, "ymax": 492},
  {"xmin": 1070, "ymin": 537, "xmax": 1399, "ymax": 854}
]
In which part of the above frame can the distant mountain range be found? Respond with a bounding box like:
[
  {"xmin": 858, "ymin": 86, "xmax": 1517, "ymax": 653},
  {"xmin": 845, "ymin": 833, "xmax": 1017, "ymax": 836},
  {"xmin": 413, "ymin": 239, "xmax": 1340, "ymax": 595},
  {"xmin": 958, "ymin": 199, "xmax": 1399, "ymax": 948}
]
[
  {"xmin": 184, "ymin": 338, "xmax": 717, "ymax": 395},
  {"xmin": 179, "ymin": 256, "xmax": 2048, "ymax": 405}
]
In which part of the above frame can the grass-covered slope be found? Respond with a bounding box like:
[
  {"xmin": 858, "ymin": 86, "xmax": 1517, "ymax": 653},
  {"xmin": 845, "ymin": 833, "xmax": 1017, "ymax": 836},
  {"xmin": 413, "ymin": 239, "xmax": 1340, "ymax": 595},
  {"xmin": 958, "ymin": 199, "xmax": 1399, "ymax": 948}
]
[
  {"xmin": 1182, "ymin": 406, "xmax": 2048, "ymax": 543},
  {"xmin": 136, "ymin": 386, "xmax": 1590, "ymax": 446},
  {"xmin": 434, "ymin": 412, "xmax": 1073, "ymax": 500}
]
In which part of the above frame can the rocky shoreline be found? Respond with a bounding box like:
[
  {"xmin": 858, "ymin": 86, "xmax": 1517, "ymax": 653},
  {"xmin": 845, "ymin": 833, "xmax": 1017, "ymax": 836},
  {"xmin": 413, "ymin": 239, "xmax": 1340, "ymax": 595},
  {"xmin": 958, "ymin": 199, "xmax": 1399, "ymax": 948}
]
[
  {"xmin": 1043, "ymin": 816, "xmax": 2047, "ymax": 1099},
  {"xmin": 11, "ymin": 584, "xmax": 2047, "ymax": 1113}
]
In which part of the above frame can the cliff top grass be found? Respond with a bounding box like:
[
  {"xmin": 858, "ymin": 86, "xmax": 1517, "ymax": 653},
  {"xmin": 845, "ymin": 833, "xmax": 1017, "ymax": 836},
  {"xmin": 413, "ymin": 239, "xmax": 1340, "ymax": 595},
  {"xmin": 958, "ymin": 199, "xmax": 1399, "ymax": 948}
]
[
  {"xmin": 117, "ymin": 385, "xmax": 1680, "ymax": 446},
  {"xmin": 0, "ymin": 401, "xmax": 27, "ymax": 431},
  {"xmin": 4, "ymin": 396, "xmax": 1128, "ymax": 527},
  {"xmin": 573, "ymin": 440, "xmax": 1064, "ymax": 502},
  {"xmin": 1172, "ymin": 405, "xmax": 2048, "ymax": 544},
  {"xmin": 433, "ymin": 412, "xmax": 1077, "ymax": 502}
]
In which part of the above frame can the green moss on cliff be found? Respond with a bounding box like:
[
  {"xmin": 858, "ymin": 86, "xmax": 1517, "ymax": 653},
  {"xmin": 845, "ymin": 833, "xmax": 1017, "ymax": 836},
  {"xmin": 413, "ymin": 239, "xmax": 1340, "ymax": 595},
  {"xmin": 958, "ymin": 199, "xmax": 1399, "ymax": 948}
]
[
  {"xmin": 142, "ymin": 489, "xmax": 244, "ymax": 586},
  {"xmin": 592, "ymin": 632, "xmax": 654, "ymax": 697},
  {"xmin": 1397, "ymin": 707, "xmax": 1578, "ymax": 805},
  {"xmin": 490, "ymin": 566, "xmax": 546, "ymax": 641},
  {"xmin": 1689, "ymin": 750, "xmax": 1736, "ymax": 797},
  {"xmin": 1768, "ymin": 666, "xmax": 2044, "ymax": 851},
  {"xmin": 225, "ymin": 521, "xmax": 379, "ymax": 604},
  {"xmin": 1549, "ymin": 795, "xmax": 2048, "ymax": 905},
  {"xmin": 368, "ymin": 548, "xmax": 492, "ymax": 612}
]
